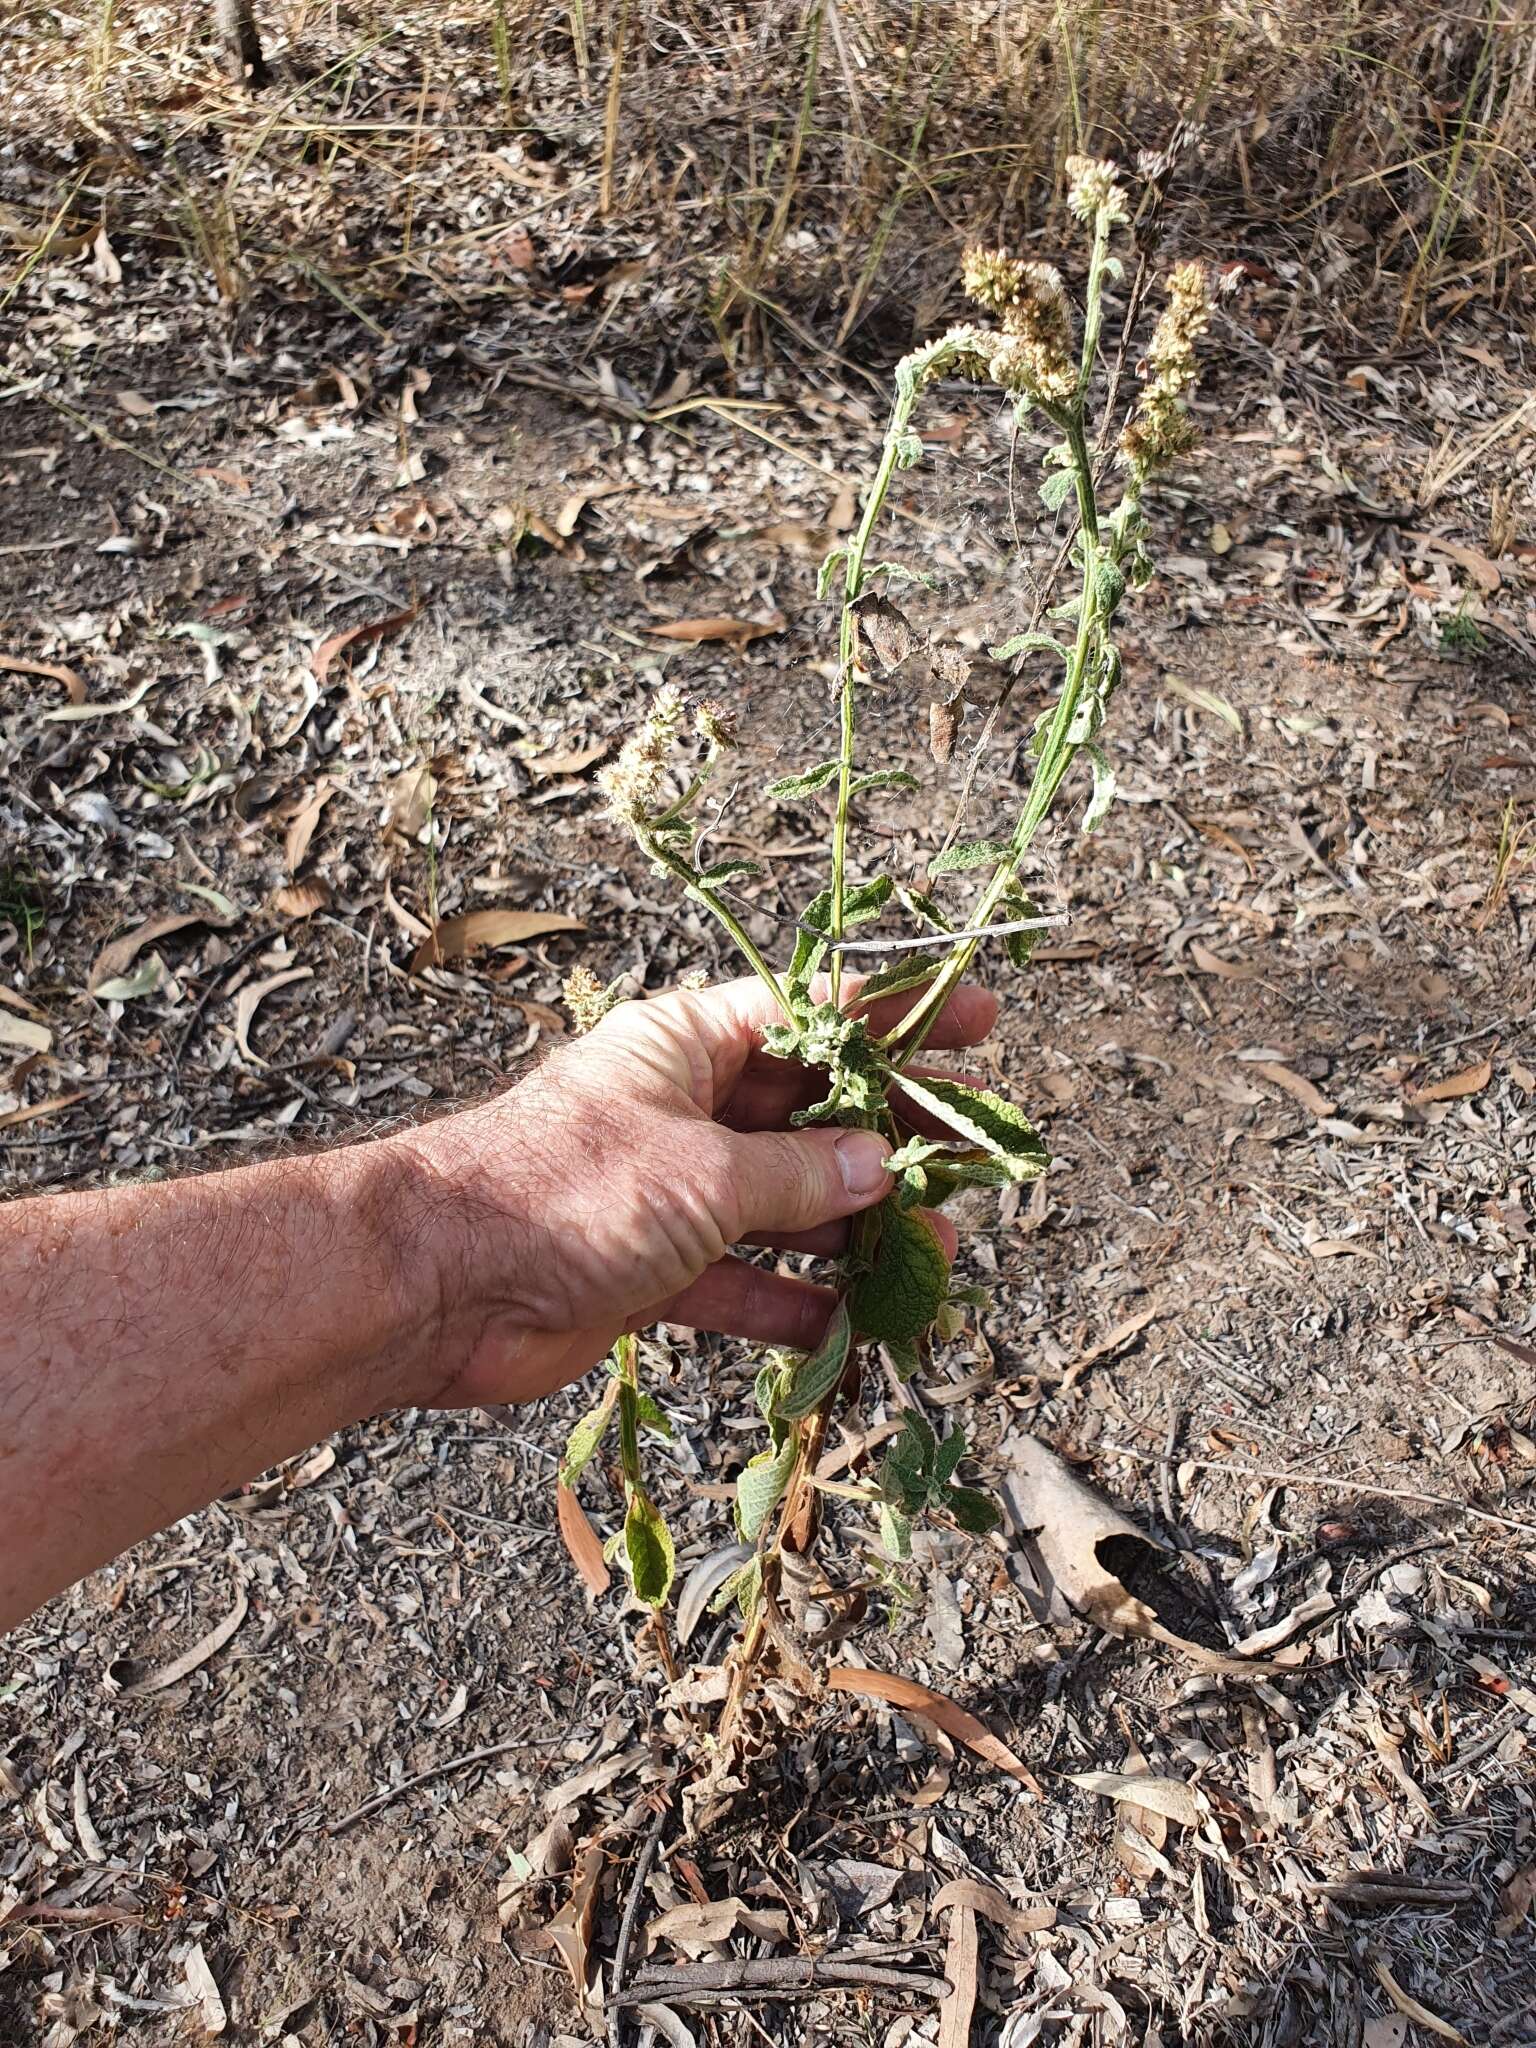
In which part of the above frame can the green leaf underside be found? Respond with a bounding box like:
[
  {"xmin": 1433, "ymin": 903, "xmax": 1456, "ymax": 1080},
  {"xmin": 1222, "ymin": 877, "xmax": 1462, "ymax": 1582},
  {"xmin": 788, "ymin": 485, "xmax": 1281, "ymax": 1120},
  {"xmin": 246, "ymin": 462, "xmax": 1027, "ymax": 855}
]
[
  {"xmin": 848, "ymin": 952, "xmax": 945, "ymax": 1005},
  {"xmin": 712, "ymin": 1555, "xmax": 764, "ymax": 1622},
  {"xmin": 878, "ymin": 1503, "xmax": 913, "ymax": 1561},
  {"xmin": 624, "ymin": 1489, "xmax": 675, "ymax": 1607},
  {"xmin": 888, "ymin": 1073, "xmax": 1049, "ymax": 1182},
  {"xmin": 768, "ymin": 760, "xmax": 843, "ymax": 799},
  {"xmin": 779, "ymin": 1302, "xmax": 852, "ymax": 1419},
  {"xmin": 989, "ymin": 631, "xmax": 1073, "ymax": 664},
  {"xmin": 848, "ymin": 1200, "xmax": 951, "ymax": 1344},
  {"xmin": 696, "ymin": 859, "xmax": 764, "ymax": 885},
  {"xmin": 559, "ymin": 1385, "xmax": 619, "ymax": 1487},
  {"xmin": 735, "ymin": 1435, "xmax": 797, "ymax": 1541},
  {"xmin": 928, "ymin": 839, "xmax": 1013, "ymax": 875},
  {"xmin": 847, "ymin": 770, "xmax": 919, "ymax": 798}
]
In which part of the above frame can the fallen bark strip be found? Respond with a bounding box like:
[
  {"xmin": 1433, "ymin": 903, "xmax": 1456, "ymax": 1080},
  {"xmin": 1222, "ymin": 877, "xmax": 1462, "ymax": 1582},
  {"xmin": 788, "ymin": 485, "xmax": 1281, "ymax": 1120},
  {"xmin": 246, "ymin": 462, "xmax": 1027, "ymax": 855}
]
[{"xmin": 613, "ymin": 1957, "xmax": 946, "ymax": 2008}]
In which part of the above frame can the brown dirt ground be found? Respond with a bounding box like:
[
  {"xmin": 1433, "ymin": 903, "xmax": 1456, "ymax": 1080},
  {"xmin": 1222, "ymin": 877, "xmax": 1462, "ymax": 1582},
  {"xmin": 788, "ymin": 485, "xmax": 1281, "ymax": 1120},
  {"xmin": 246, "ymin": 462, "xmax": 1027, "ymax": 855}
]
[{"xmin": 4, "ymin": 186, "xmax": 1536, "ymax": 2047}]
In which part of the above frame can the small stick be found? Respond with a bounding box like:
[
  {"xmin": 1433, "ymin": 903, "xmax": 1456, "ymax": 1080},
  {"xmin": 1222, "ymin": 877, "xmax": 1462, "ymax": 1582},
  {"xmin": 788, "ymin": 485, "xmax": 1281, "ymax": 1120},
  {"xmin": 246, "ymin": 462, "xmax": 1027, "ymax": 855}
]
[
  {"xmin": 1101, "ymin": 1442, "xmax": 1536, "ymax": 1538},
  {"xmin": 326, "ymin": 1736, "xmax": 559, "ymax": 1834},
  {"xmin": 828, "ymin": 914, "xmax": 1067, "ymax": 956},
  {"xmin": 613, "ymin": 1956, "xmax": 947, "ymax": 2008},
  {"xmin": 608, "ymin": 1788, "xmax": 675, "ymax": 2048}
]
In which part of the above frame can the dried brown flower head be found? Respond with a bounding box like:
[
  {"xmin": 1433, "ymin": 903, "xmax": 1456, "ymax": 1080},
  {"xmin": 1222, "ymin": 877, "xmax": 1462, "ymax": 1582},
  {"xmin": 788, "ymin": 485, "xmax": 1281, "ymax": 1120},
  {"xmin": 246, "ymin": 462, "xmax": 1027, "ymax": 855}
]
[
  {"xmin": 1065, "ymin": 155, "xmax": 1128, "ymax": 224},
  {"xmin": 596, "ymin": 684, "xmax": 684, "ymax": 824},
  {"xmin": 1119, "ymin": 260, "xmax": 1211, "ymax": 482}
]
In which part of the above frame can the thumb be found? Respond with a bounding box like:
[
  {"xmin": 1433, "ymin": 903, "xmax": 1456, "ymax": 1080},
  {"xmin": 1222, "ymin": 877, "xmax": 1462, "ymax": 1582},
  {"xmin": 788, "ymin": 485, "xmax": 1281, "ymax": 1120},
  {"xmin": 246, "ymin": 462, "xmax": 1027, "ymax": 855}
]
[{"xmin": 718, "ymin": 1125, "xmax": 892, "ymax": 1241}]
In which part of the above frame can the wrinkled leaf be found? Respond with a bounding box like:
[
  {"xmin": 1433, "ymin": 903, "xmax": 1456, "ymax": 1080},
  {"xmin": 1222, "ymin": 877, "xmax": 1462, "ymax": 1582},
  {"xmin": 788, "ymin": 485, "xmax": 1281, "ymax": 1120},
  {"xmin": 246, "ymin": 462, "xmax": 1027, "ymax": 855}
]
[
  {"xmin": 625, "ymin": 1489, "xmax": 675, "ymax": 1607},
  {"xmin": 1069, "ymin": 1770, "xmax": 1203, "ymax": 1827},
  {"xmin": 928, "ymin": 839, "xmax": 1012, "ymax": 875},
  {"xmin": 779, "ymin": 1302, "xmax": 852, "ymax": 1419},
  {"xmin": 767, "ymin": 759, "xmax": 841, "ymax": 800},
  {"xmin": 559, "ymin": 1384, "xmax": 619, "ymax": 1487},
  {"xmin": 891, "ymin": 1073, "xmax": 1049, "ymax": 1182},
  {"xmin": 848, "ymin": 1201, "xmax": 951, "ymax": 1343},
  {"xmin": 735, "ymin": 1435, "xmax": 797, "ymax": 1542}
]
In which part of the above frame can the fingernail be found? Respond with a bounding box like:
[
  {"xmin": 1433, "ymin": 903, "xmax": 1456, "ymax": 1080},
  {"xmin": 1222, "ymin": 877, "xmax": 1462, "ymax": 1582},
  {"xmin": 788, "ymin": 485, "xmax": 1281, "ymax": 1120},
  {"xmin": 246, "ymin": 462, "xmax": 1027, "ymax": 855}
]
[{"xmin": 835, "ymin": 1130, "xmax": 892, "ymax": 1198}]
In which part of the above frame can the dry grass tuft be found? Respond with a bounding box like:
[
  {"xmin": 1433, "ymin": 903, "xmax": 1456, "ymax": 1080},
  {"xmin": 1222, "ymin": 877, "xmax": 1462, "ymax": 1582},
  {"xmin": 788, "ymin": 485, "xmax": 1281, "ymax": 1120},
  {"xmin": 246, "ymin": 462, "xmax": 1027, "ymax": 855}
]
[{"xmin": 1, "ymin": 2, "xmax": 1532, "ymax": 344}]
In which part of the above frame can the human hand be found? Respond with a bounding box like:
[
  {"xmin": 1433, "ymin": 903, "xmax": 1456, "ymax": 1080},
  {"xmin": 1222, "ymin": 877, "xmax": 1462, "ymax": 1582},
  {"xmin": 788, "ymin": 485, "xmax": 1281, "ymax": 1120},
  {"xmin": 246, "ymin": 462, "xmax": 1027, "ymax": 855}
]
[{"xmin": 398, "ymin": 975, "xmax": 998, "ymax": 1408}]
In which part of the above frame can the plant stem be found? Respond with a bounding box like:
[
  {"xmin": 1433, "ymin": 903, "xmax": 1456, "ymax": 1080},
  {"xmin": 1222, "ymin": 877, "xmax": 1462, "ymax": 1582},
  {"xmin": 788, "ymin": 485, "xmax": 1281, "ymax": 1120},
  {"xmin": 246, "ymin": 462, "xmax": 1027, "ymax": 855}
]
[
  {"xmin": 640, "ymin": 828, "xmax": 795, "ymax": 1024},
  {"xmin": 830, "ymin": 431, "xmax": 901, "ymax": 1006}
]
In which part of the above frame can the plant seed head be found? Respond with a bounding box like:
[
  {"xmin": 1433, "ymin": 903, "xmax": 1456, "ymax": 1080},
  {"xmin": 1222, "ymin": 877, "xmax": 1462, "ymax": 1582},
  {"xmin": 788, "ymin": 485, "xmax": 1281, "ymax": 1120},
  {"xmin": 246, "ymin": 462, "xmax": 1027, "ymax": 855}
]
[
  {"xmin": 1065, "ymin": 154, "xmax": 1128, "ymax": 223},
  {"xmin": 563, "ymin": 964, "xmax": 625, "ymax": 1033},
  {"xmin": 597, "ymin": 682, "xmax": 684, "ymax": 824},
  {"xmin": 1119, "ymin": 259, "xmax": 1212, "ymax": 483},
  {"xmin": 693, "ymin": 699, "xmax": 738, "ymax": 749}
]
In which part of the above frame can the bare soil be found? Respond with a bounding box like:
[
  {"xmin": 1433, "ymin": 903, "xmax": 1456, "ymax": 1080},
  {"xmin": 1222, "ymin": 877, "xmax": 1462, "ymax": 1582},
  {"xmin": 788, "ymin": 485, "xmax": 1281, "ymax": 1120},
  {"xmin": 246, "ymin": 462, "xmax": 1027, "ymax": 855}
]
[{"xmin": 4, "ymin": 150, "xmax": 1536, "ymax": 2047}]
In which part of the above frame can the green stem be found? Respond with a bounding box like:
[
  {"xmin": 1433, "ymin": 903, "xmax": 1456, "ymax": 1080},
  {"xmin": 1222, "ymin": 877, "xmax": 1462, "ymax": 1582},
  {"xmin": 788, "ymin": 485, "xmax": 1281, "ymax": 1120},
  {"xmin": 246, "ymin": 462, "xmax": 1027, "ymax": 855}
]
[
  {"xmin": 830, "ymin": 429, "xmax": 903, "ymax": 1006},
  {"xmin": 640, "ymin": 828, "xmax": 795, "ymax": 1024}
]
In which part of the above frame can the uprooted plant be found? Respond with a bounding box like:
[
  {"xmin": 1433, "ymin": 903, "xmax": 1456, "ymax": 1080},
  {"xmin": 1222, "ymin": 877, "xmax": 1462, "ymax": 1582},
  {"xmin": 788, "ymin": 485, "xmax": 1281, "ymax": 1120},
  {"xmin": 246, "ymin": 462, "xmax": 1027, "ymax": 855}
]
[{"xmin": 559, "ymin": 156, "xmax": 1216, "ymax": 1740}]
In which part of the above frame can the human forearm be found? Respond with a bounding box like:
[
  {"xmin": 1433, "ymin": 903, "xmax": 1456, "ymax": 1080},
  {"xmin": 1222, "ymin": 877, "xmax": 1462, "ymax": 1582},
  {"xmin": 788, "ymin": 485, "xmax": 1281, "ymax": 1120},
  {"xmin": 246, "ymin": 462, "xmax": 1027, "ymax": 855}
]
[{"xmin": 0, "ymin": 1133, "xmax": 440, "ymax": 1629}]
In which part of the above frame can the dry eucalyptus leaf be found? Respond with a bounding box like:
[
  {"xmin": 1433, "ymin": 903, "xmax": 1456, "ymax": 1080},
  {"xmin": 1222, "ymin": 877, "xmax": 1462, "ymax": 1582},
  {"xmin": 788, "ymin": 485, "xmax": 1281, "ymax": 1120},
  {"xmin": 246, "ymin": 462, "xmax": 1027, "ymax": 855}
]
[
  {"xmin": 89, "ymin": 911, "xmax": 222, "ymax": 994},
  {"xmin": 1408, "ymin": 1055, "xmax": 1494, "ymax": 1104},
  {"xmin": 311, "ymin": 604, "xmax": 418, "ymax": 684},
  {"xmin": 0, "ymin": 652, "xmax": 86, "ymax": 703},
  {"xmin": 1001, "ymin": 1432, "xmax": 1282, "ymax": 1677},
  {"xmin": 827, "ymin": 1666, "xmax": 1040, "ymax": 1790},
  {"xmin": 676, "ymin": 1543, "xmax": 750, "ymax": 1646},
  {"xmin": 936, "ymin": 1897, "xmax": 977, "ymax": 2048},
  {"xmin": 644, "ymin": 613, "xmax": 785, "ymax": 651},
  {"xmin": 409, "ymin": 909, "xmax": 584, "ymax": 974},
  {"xmin": 94, "ymin": 954, "xmax": 167, "ymax": 1003},
  {"xmin": 1069, "ymin": 1770, "xmax": 1204, "ymax": 1827},
  {"xmin": 124, "ymin": 1584, "xmax": 247, "ymax": 1698},
  {"xmin": 234, "ymin": 966, "xmax": 313, "ymax": 1062},
  {"xmin": 182, "ymin": 1943, "xmax": 228, "ymax": 2036},
  {"xmin": 544, "ymin": 1840, "xmax": 603, "ymax": 1996},
  {"xmin": 645, "ymin": 1897, "xmax": 789, "ymax": 1957},
  {"xmin": 0, "ymin": 1011, "xmax": 51, "ymax": 1053},
  {"xmin": 556, "ymin": 1483, "xmax": 611, "ymax": 1600}
]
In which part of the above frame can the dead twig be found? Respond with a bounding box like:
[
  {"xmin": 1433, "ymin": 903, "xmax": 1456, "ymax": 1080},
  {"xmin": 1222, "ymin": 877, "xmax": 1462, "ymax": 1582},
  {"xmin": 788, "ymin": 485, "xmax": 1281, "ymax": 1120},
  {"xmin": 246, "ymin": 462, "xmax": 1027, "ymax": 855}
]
[
  {"xmin": 613, "ymin": 1956, "xmax": 948, "ymax": 2009},
  {"xmin": 608, "ymin": 1785, "xmax": 676, "ymax": 2048}
]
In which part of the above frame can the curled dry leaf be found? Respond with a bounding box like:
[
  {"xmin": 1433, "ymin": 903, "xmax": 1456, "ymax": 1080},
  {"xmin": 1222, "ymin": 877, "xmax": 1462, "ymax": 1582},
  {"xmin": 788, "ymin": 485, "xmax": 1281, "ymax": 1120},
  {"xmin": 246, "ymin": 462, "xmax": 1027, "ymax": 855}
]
[
  {"xmin": 124, "ymin": 1584, "xmax": 247, "ymax": 1698},
  {"xmin": 645, "ymin": 1897, "xmax": 790, "ymax": 1957},
  {"xmin": 544, "ymin": 1840, "xmax": 604, "ymax": 1996},
  {"xmin": 183, "ymin": 1943, "xmax": 227, "ymax": 2036},
  {"xmin": 284, "ymin": 781, "xmax": 335, "ymax": 873},
  {"xmin": 234, "ymin": 966, "xmax": 313, "ymax": 1063},
  {"xmin": 0, "ymin": 652, "xmax": 87, "ymax": 703},
  {"xmin": 826, "ymin": 1666, "xmax": 1040, "ymax": 1791},
  {"xmin": 409, "ymin": 908, "xmax": 584, "ymax": 975},
  {"xmin": 556, "ymin": 1482, "xmax": 611, "ymax": 1601},
  {"xmin": 676, "ymin": 1543, "xmax": 750, "ymax": 1646},
  {"xmin": 89, "ymin": 911, "xmax": 227, "ymax": 995},
  {"xmin": 272, "ymin": 879, "xmax": 330, "ymax": 919},
  {"xmin": 1408, "ymin": 1055, "xmax": 1494, "ymax": 1105},
  {"xmin": 311, "ymin": 604, "xmax": 419, "ymax": 685},
  {"xmin": 1253, "ymin": 1061, "xmax": 1337, "ymax": 1116},
  {"xmin": 1069, "ymin": 1769, "xmax": 1204, "ymax": 1827},
  {"xmin": 1001, "ymin": 1432, "xmax": 1286, "ymax": 1677},
  {"xmin": 644, "ymin": 613, "xmax": 785, "ymax": 651},
  {"xmin": 523, "ymin": 738, "xmax": 610, "ymax": 780},
  {"xmin": 931, "ymin": 1878, "xmax": 1055, "ymax": 1942}
]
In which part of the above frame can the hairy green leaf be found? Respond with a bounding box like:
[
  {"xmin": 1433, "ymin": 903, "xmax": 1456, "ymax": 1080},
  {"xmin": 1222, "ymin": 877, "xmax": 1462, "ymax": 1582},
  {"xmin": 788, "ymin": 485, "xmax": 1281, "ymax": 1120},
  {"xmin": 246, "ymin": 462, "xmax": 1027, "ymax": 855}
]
[
  {"xmin": 1082, "ymin": 741, "xmax": 1116, "ymax": 832},
  {"xmin": 624, "ymin": 1489, "xmax": 675, "ymax": 1607},
  {"xmin": 886, "ymin": 1073, "xmax": 1049, "ymax": 1182},
  {"xmin": 884, "ymin": 1335, "xmax": 923, "ymax": 1381},
  {"xmin": 711, "ymin": 1555, "xmax": 764, "ymax": 1622},
  {"xmin": 933, "ymin": 1426, "xmax": 968, "ymax": 1488},
  {"xmin": 989, "ymin": 631, "xmax": 1072, "ymax": 664},
  {"xmin": 779, "ymin": 1301, "xmax": 852, "ymax": 1419},
  {"xmin": 633, "ymin": 1389, "xmax": 673, "ymax": 1439},
  {"xmin": 817, "ymin": 545, "xmax": 850, "ymax": 599},
  {"xmin": 559, "ymin": 1383, "xmax": 618, "ymax": 1487},
  {"xmin": 847, "ymin": 769, "xmax": 920, "ymax": 798},
  {"xmin": 1040, "ymin": 466, "xmax": 1074, "ymax": 512},
  {"xmin": 768, "ymin": 759, "xmax": 841, "ymax": 800},
  {"xmin": 735, "ymin": 1435, "xmax": 797, "ymax": 1542},
  {"xmin": 849, "ymin": 1202, "xmax": 951, "ymax": 1344},
  {"xmin": 999, "ymin": 886, "xmax": 1042, "ymax": 968},
  {"xmin": 928, "ymin": 839, "xmax": 1013, "ymax": 876},
  {"xmin": 920, "ymin": 1152, "xmax": 1016, "ymax": 1204},
  {"xmin": 848, "ymin": 951, "xmax": 945, "ymax": 1005},
  {"xmin": 865, "ymin": 560, "xmax": 935, "ymax": 590},
  {"xmin": 945, "ymin": 1485, "xmax": 1002, "ymax": 1534},
  {"xmin": 696, "ymin": 859, "xmax": 764, "ymax": 886},
  {"xmin": 878, "ymin": 1503, "xmax": 913, "ymax": 1561},
  {"xmin": 894, "ymin": 885, "xmax": 952, "ymax": 933}
]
